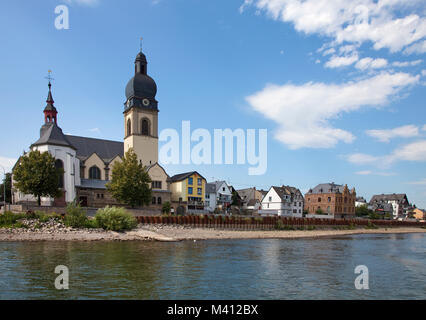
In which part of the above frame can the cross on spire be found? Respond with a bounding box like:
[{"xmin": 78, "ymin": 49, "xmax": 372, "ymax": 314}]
[
  {"xmin": 140, "ymin": 37, "xmax": 143, "ymax": 52},
  {"xmin": 45, "ymin": 70, "xmax": 54, "ymax": 88}
]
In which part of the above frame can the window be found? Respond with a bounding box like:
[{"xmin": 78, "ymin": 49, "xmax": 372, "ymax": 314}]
[
  {"xmin": 55, "ymin": 159, "xmax": 64, "ymax": 188},
  {"xmin": 318, "ymin": 197, "xmax": 321, "ymax": 202},
  {"xmin": 127, "ymin": 119, "xmax": 131, "ymax": 136},
  {"xmin": 188, "ymin": 187, "xmax": 193, "ymax": 194},
  {"xmin": 205, "ymin": 194, "xmax": 209, "ymax": 199},
  {"xmin": 157, "ymin": 197, "xmax": 162, "ymax": 205},
  {"xmin": 269, "ymin": 196, "xmax": 272, "ymax": 202},
  {"xmin": 188, "ymin": 178, "xmax": 193, "ymax": 185},
  {"xmin": 89, "ymin": 166, "xmax": 101, "ymax": 180},
  {"xmin": 198, "ymin": 178, "xmax": 202, "ymax": 186},
  {"xmin": 152, "ymin": 181, "xmax": 162, "ymax": 189},
  {"xmin": 222, "ymin": 187, "xmax": 225, "ymax": 191},
  {"xmin": 141, "ymin": 118, "xmax": 150, "ymax": 136},
  {"xmin": 197, "ymin": 188, "xmax": 202, "ymax": 195},
  {"xmin": 152, "ymin": 197, "xmax": 156, "ymax": 205},
  {"xmin": 328, "ymin": 197, "xmax": 331, "ymax": 202}
]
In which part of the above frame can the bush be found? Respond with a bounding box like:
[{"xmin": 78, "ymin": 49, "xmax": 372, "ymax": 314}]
[
  {"xmin": 366, "ymin": 221, "xmax": 378, "ymax": 229},
  {"xmin": 64, "ymin": 202, "xmax": 88, "ymax": 228},
  {"xmin": 162, "ymin": 201, "xmax": 171, "ymax": 214},
  {"xmin": 0, "ymin": 212, "xmax": 26, "ymax": 228},
  {"xmin": 95, "ymin": 206, "xmax": 137, "ymax": 231},
  {"xmin": 275, "ymin": 220, "xmax": 295, "ymax": 230}
]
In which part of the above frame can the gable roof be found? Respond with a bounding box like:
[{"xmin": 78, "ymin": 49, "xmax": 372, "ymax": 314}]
[
  {"xmin": 369, "ymin": 193, "xmax": 408, "ymax": 204},
  {"xmin": 170, "ymin": 171, "xmax": 206, "ymax": 182},
  {"xmin": 206, "ymin": 183, "xmax": 216, "ymax": 194},
  {"xmin": 269, "ymin": 185, "xmax": 303, "ymax": 202},
  {"xmin": 31, "ymin": 123, "xmax": 76, "ymax": 150},
  {"xmin": 65, "ymin": 135, "xmax": 123, "ymax": 163}
]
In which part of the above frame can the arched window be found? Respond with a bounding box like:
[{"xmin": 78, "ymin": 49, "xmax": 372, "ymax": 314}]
[
  {"xmin": 55, "ymin": 159, "xmax": 64, "ymax": 188},
  {"xmin": 152, "ymin": 197, "xmax": 156, "ymax": 205},
  {"xmin": 157, "ymin": 197, "xmax": 162, "ymax": 205},
  {"xmin": 89, "ymin": 166, "xmax": 101, "ymax": 180},
  {"xmin": 141, "ymin": 118, "xmax": 150, "ymax": 136},
  {"xmin": 127, "ymin": 119, "xmax": 131, "ymax": 137}
]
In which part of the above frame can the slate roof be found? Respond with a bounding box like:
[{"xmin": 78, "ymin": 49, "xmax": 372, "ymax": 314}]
[
  {"xmin": 270, "ymin": 185, "xmax": 303, "ymax": 202},
  {"xmin": 369, "ymin": 194, "xmax": 408, "ymax": 204},
  {"xmin": 78, "ymin": 178, "xmax": 108, "ymax": 190},
  {"xmin": 206, "ymin": 183, "xmax": 216, "ymax": 194},
  {"xmin": 31, "ymin": 123, "xmax": 76, "ymax": 150},
  {"xmin": 170, "ymin": 171, "xmax": 206, "ymax": 182},
  {"xmin": 65, "ymin": 135, "xmax": 124, "ymax": 163},
  {"xmin": 307, "ymin": 183, "xmax": 344, "ymax": 194}
]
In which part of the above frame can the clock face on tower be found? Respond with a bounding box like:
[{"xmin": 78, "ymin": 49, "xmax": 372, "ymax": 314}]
[{"xmin": 142, "ymin": 99, "xmax": 150, "ymax": 107}]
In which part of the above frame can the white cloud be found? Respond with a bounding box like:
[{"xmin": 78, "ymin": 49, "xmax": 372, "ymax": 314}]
[
  {"xmin": 392, "ymin": 59, "xmax": 423, "ymax": 67},
  {"xmin": 366, "ymin": 124, "xmax": 420, "ymax": 142},
  {"xmin": 406, "ymin": 178, "xmax": 426, "ymax": 185},
  {"xmin": 241, "ymin": 0, "xmax": 426, "ymax": 54},
  {"xmin": 355, "ymin": 57, "xmax": 388, "ymax": 70},
  {"xmin": 65, "ymin": 0, "xmax": 99, "ymax": 6},
  {"xmin": 346, "ymin": 140, "xmax": 426, "ymax": 167},
  {"xmin": 403, "ymin": 40, "xmax": 426, "ymax": 55},
  {"xmin": 355, "ymin": 170, "xmax": 395, "ymax": 176},
  {"xmin": 423, "ymin": 124, "xmax": 426, "ymax": 131},
  {"xmin": 325, "ymin": 53, "xmax": 359, "ymax": 68},
  {"xmin": 0, "ymin": 156, "xmax": 17, "ymax": 178},
  {"xmin": 88, "ymin": 127, "xmax": 101, "ymax": 134},
  {"xmin": 245, "ymin": 72, "xmax": 419, "ymax": 149}
]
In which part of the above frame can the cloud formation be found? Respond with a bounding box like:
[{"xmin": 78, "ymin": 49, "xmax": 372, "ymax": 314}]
[
  {"xmin": 366, "ymin": 124, "xmax": 420, "ymax": 142},
  {"xmin": 241, "ymin": 0, "xmax": 426, "ymax": 54},
  {"xmin": 245, "ymin": 72, "xmax": 419, "ymax": 149},
  {"xmin": 0, "ymin": 156, "xmax": 17, "ymax": 178}
]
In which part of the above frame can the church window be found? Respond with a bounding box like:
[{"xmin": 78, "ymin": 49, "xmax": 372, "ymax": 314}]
[
  {"xmin": 152, "ymin": 197, "xmax": 156, "ymax": 205},
  {"xmin": 157, "ymin": 197, "xmax": 162, "ymax": 205},
  {"xmin": 141, "ymin": 118, "xmax": 150, "ymax": 136},
  {"xmin": 127, "ymin": 119, "xmax": 131, "ymax": 136},
  {"xmin": 89, "ymin": 166, "xmax": 101, "ymax": 180},
  {"xmin": 55, "ymin": 159, "xmax": 64, "ymax": 188}
]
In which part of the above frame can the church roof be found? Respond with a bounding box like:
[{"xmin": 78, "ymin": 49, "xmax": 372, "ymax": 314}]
[
  {"xmin": 65, "ymin": 135, "xmax": 123, "ymax": 163},
  {"xmin": 31, "ymin": 123, "xmax": 76, "ymax": 150}
]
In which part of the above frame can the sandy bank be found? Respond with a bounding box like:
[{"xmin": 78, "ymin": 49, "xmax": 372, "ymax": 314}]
[{"xmin": 0, "ymin": 225, "xmax": 425, "ymax": 242}]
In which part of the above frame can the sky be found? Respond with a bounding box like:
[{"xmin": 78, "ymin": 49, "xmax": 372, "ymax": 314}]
[{"xmin": 0, "ymin": 0, "xmax": 425, "ymax": 207}]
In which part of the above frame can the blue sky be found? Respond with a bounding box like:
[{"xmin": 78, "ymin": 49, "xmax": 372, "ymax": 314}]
[{"xmin": 0, "ymin": 0, "xmax": 425, "ymax": 207}]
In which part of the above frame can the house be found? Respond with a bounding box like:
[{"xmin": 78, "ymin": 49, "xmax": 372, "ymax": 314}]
[
  {"xmin": 355, "ymin": 197, "xmax": 367, "ymax": 208},
  {"xmin": 305, "ymin": 183, "xmax": 356, "ymax": 219},
  {"xmin": 412, "ymin": 208, "xmax": 426, "ymax": 221},
  {"xmin": 369, "ymin": 193, "xmax": 409, "ymax": 219},
  {"xmin": 170, "ymin": 171, "xmax": 206, "ymax": 214},
  {"xmin": 260, "ymin": 185, "xmax": 304, "ymax": 217},
  {"xmin": 237, "ymin": 187, "xmax": 265, "ymax": 209},
  {"xmin": 205, "ymin": 181, "xmax": 232, "ymax": 213},
  {"xmin": 229, "ymin": 185, "xmax": 243, "ymax": 207}
]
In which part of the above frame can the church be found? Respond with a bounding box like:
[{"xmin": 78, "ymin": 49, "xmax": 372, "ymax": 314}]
[{"xmin": 12, "ymin": 48, "xmax": 171, "ymax": 210}]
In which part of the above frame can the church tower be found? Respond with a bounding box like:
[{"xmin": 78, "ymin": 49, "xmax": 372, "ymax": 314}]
[{"xmin": 123, "ymin": 47, "xmax": 159, "ymax": 166}]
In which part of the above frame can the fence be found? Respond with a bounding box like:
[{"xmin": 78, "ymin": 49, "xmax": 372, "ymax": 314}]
[{"xmin": 136, "ymin": 215, "xmax": 426, "ymax": 230}]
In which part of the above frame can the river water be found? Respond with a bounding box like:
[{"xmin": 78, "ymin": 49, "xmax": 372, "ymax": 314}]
[{"xmin": 0, "ymin": 233, "xmax": 425, "ymax": 299}]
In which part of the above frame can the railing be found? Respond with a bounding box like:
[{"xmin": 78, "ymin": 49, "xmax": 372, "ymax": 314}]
[{"xmin": 136, "ymin": 215, "xmax": 426, "ymax": 230}]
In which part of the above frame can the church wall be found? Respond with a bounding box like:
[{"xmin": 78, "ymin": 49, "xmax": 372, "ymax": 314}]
[
  {"xmin": 124, "ymin": 135, "xmax": 158, "ymax": 167},
  {"xmin": 148, "ymin": 164, "xmax": 169, "ymax": 192},
  {"xmin": 83, "ymin": 153, "xmax": 107, "ymax": 180}
]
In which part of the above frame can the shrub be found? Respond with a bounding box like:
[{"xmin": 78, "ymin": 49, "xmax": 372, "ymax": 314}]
[
  {"xmin": 307, "ymin": 225, "xmax": 316, "ymax": 231},
  {"xmin": 275, "ymin": 220, "xmax": 295, "ymax": 230},
  {"xmin": 64, "ymin": 202, "xmax": 88, "ymax": 228},
  {"xmin": 95, "ymin": 206, "xmax": 137, "ymax": 231},
  {"xmin": 0, "ymin": 212, "xmax": 26, "ymax": 228},
  {"xmin": 366, "ymin": 221, "xmax": 378, "ymax": 229},
  {"xmin": 162, "ymin": 201, "xmax": 171, "ymax": 214}
]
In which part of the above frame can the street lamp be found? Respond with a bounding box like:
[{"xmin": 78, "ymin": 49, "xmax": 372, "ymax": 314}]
[{"xmin": 0, "ymin": 165, "xmax": 6, "ymax": 213}]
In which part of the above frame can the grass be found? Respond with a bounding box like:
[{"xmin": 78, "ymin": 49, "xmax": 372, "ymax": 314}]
[
  {"xmin": 365, "ymin": 221, "xmax": 379, "ymax": 229},
  {"xmin": 0, "ymin": 212, "xmax": 27, "ymax": 228}
]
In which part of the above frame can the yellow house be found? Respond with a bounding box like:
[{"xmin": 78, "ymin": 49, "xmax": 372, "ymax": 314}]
[
  {"xmin": 412, "ymin": 208, "xmax": 426, "ymax": 221},
  {"xmin": 170, "ymin": 171, "xmax": 206, "ymax": 213}
]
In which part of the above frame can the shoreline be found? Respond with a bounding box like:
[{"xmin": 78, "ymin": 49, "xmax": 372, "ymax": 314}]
[{"xmin": 0, "ymin": 225, "xmax": 425, "ymax": 242}]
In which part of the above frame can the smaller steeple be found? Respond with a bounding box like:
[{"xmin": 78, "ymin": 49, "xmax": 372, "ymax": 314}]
[{"xmin": 43, "ymin": 71, "xmax": 58, "ymax": 124}]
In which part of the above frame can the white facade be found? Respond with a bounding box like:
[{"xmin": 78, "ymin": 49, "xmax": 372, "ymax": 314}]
[
  {"xmin": 13, "ymin": 144, "xmax": 80, "ymax": 205},
  {"xmin": 205, "ymin": 191, "xmax": 217, "ymax": 212},
  {"xmin": 260, "ymin": 186, "xmax": 304, "ymax": 217},
  {"xmin": 205, "ymin": 181, "xmax": 232, "ymax": 212}
]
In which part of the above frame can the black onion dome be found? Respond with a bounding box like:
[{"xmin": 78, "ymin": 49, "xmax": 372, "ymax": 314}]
[{"xmin": 125, "ymin": 51, "xmax": 157, "ymax": 100}]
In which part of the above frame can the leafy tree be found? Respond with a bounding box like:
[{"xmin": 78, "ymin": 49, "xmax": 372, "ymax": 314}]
[
  {"xmin": 355, "ymin": 204, "xmax": 373, "ymax": 217},
  {"xmin": 0, "ymin": 173, "xmax": 12, "ymax": 203},
  {"xmin": 231, "ymin": 190, "xmax": 241, "ymax": 206},
  {"xmin": 13, "ymin": 150, "xmax": 62, "ymax": 206},
  {"xmin": 106, "ymin": 148, "xmax": 152, "ymax": 208},
  {"xmin": 162, "ymin": 201, "xmax": 171, "ymax": 214}
]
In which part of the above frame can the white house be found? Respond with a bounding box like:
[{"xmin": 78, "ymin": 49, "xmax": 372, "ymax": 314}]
[
  {"xmin": 205, "ymin": 181, "xmax": 232, "ymax": 213},
  {"xmin": 260, "ymin": 186, "xmax": 304, "ymax": 217}
]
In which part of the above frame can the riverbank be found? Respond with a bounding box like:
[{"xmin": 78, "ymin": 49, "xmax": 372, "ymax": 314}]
[{"xmin": 0, "ymin": 224, "xmax": 425, "ymax": 241}]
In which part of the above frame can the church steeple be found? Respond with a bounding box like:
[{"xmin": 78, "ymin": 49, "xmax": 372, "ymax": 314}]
[{"xmin": 43, "ymin": 73, "xmax": 58, "ymax": 124}]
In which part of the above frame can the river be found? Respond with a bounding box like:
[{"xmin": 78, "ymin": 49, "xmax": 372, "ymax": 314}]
[{"xmin": 0, "ymin": 233, "xmax": 425, "ymax": 299}]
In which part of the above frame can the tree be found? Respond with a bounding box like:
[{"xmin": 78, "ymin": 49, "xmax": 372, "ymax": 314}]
[
  {"xmin": 13, "ymin": 150, "xmax": 62, "ymax": 206},
  {"xmin": 162, "ymin": 201, "xmax": 171, "ymax": 214},
  {"xmin": 315, "ymin": 208, "xmax": 324, "ymax": 215},
  {"xmin": 106, "ymin": 148, "xmax": 152, "ymax": 208},
  {"xmin": 0, "ymin": 173, "xmax": 12, "ymax": 203},
  {"xmin": 355, "ymin": 204, "xmax": 373, "ymax": 217}
]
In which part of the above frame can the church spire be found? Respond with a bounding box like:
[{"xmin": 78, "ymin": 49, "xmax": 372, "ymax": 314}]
[
  {"xmin": 135, "ymin": 38, "xmax": 148, "ymax": 75},
  {"xmin": 43, "ymin": 71, "xmax": 58, "ymax": 124}
]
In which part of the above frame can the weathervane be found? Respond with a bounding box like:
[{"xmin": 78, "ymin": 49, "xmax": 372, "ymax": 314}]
[{"xmin": 45, "ymin": 70, "xmax": 54, "ymax": 86}]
